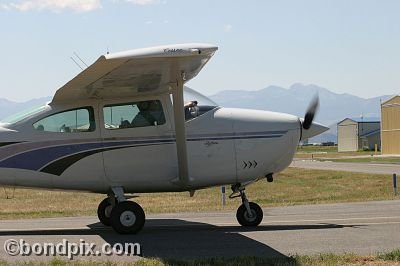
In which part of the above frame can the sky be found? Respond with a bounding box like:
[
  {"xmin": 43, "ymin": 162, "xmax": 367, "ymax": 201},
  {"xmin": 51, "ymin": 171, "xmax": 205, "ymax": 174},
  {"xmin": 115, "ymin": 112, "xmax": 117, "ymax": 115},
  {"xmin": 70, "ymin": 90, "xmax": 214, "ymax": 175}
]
[{"xmin": 0, "ymin": 0, "xmax": 399, "ymax": 102}]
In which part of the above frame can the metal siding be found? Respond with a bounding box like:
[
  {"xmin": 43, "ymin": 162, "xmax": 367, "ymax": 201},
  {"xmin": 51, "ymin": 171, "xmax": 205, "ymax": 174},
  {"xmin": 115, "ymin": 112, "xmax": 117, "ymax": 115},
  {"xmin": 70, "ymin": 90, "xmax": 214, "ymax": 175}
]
[
  {"xmin": 358, "ymin": 122, "xmax": 380, "ymax": 150},
  {"xmin": 381, "ymin": 98, "xmax": 400, "ymax": 154},
  {"xmin": 358, "ymin": 122, "xmax": 380, "ymax": 135},
  {"xmin": 338, "ymin": 121, "xmax": 358, "ymax": 152},
  {"xmin": 382, "ymin": 106, "xmax": 400, "ymax": 131},
  {"xmin": 363, "ymin": 133, "xmax": 380, "ymax": 150},
  {"xmin": 382, "ymin": 131, "xmax": 400, "ymax": 154}
]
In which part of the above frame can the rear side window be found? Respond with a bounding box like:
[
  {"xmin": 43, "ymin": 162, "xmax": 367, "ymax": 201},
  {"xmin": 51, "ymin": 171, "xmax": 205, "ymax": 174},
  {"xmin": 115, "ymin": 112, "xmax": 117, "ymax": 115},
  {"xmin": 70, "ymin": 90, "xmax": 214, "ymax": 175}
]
[
  {"xmin": 103, "ymin": 100, "xmax": 165, "ymax": 130},
  {"xmin": 33, "ymin": 107, "xmax": 95, "ymax": 133}
]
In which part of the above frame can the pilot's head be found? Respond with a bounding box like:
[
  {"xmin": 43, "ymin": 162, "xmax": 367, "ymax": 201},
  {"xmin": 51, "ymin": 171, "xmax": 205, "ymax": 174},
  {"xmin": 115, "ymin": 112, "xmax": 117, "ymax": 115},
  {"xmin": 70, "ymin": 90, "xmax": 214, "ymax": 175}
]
[
  {"xmin": 137, "ymin": 101, "xmax": 150, "ymax": 111},
  {"xmin": 148, "ymin": 100, "xmax": 160, "ymax": 111}
]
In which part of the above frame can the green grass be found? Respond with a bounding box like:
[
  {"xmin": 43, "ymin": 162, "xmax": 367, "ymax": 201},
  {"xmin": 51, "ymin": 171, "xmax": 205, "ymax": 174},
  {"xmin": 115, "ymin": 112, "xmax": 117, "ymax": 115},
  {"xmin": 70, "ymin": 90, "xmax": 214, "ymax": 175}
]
[
  {"xmin": 295, "ymin": 146, "xmax": 376, "ymax": 159},
  {"xmin": 0, "ymin": 168, "xmax": 398, "ymax": 220},
  {"xmin": 297, "ymin": 145, "xmax": 338, "ymax": 153},
  {"xmin": 319, "ymin": 156, "xmax": 400, "ymax": 164},
  {"xmin": 378, "ymin": 249, "xmax": 400, "ymax": 261},
  {"xmin": 2, "ymin": 249, "xmax": 400, "ymax": 265}
]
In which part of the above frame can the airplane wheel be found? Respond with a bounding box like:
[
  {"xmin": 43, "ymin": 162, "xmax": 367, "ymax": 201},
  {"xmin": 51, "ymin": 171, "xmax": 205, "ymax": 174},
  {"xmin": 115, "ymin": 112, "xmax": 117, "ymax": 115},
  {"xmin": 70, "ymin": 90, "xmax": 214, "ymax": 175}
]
[
  {"xmin": 97, "ymin": 198, "xmax": 114, "ymax": 226},
  {"xmin": 110, "ymin": 201, "xmax": 145, "ymax": 234},
  {"xmin": 236, "ymin": 202, "xmax": 263, "ymax": 226}
]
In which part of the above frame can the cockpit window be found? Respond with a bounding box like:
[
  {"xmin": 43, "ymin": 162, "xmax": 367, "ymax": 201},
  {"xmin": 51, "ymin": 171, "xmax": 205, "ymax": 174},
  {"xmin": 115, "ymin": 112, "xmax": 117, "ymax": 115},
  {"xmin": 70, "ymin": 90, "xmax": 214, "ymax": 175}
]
[
  {"xmin": 33, "ymin": 107, "xmax": 95, "ymax": 133},
  {"xmin": 183, "ymin": 87, "xmax": 218, "ymax": 121},
  {"xmin": 103, "ymin": 100, "xmax": 166, "ymax": 130},
  {"xmin": 1, "ymin": 105, "xmax": 47, "ymax": 125}
]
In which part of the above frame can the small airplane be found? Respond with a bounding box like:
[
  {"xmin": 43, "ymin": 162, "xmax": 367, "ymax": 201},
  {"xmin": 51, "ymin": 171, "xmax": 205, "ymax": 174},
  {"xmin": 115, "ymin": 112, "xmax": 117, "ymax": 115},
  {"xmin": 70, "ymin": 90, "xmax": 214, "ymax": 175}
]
[{"xmin": 0, "ymin": 43, "xmax": 328, "ymax": 234}]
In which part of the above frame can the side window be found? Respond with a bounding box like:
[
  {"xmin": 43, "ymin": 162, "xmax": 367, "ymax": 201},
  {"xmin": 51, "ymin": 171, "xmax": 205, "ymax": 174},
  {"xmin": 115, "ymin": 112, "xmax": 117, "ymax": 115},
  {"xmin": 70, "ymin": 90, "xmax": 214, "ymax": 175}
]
[
  {"xmin": 103, "ymin": 100, "xmax": 166, "ymax": 130},
  {"xmin": 33, "ymin": 107, "xmax": 95, "ymax": 133}
]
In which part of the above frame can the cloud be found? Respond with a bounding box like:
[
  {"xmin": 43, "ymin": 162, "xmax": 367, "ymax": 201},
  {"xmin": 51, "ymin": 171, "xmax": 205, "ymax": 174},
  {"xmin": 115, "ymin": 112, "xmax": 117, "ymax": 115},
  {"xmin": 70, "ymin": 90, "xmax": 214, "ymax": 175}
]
[
  {"xmin": 0, "ymin": 3, "xmax": 11, "ymax": 10},
  {"xmin": 224, "ymin": 24, "xmax": 233, "ymax": 32},
  {"xmin": 0, "ymin": 0, "xmax": 163, "ymax": 12},
  {"xmin": 1, "ymin": 0, "xmax": 102, "ymax": 12},
  {"xmin": 124, "ymin": 0, "xmax": 159, "ymax": 5}
]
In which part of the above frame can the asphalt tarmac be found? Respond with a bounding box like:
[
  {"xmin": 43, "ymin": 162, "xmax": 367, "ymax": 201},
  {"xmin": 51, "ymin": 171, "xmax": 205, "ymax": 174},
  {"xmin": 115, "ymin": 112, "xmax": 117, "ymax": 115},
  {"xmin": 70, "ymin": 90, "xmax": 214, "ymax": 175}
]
[
  {"xmin": 0, "ymin": 200, "xmax": 399, "ymax": 262},
  {"xmin": 291, "ymin": 159, "xmax": 400, "ymax": 175}
]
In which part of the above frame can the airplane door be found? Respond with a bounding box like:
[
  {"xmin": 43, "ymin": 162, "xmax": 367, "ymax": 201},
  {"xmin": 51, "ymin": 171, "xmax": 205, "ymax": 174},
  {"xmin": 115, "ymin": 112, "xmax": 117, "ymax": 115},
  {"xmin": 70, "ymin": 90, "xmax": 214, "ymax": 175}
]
[{"xmin": 99, "ymin": 98, "xmax": 178, "ymax": 191}]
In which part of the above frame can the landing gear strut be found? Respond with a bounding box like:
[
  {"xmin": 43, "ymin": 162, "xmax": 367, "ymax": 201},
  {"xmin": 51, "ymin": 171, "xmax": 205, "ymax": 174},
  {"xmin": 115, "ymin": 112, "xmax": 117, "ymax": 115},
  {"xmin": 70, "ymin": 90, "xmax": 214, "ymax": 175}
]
[
  {"xmin": 230, "ymin": 184, "xmax": 263, "ymax": 226},
  {"xmin": 97, "ymin": 187, "xmax": 145, "ymax": 234}
]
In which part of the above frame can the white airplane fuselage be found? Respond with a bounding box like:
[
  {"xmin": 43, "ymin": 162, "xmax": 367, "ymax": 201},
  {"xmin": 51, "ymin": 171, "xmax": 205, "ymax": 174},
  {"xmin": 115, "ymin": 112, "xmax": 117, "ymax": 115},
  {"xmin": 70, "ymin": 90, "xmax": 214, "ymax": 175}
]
[
  {"xmin": 0, "ymin": 43, "xmax": 330, "ymax": 234},
  {"xmin": 0, "ymin": 92, "xmax": 323, "ymax": 194}
]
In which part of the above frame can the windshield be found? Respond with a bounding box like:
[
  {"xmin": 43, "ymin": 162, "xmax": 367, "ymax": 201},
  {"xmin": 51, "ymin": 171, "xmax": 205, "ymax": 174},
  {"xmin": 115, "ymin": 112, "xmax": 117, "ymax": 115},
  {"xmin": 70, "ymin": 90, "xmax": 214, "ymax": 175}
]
[
  {"xmin": 182, "ymin": 87, "xmax": 218, "ymax": 121},
  {"xmin": 1, "ymin": 105, "xmax": 47, "ymax": 125},
  {"xmin": 184, "ymin": 87, "xmax": 218, "ymax": 107}
]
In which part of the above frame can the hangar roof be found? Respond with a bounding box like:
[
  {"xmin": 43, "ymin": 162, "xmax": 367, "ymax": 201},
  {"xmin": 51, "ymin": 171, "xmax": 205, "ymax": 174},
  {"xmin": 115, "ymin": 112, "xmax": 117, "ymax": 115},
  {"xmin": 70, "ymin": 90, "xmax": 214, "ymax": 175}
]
[
  {"xmin": 381, "ymin": 95, "xmax": 400, "ymax": 106},
  {"xmin": 360, "ymin": 128, "xmax": 380, "ymax": 138},
  {"xmin": 337, "ymin": 117, "xmax": 380, "ymax": 125}
]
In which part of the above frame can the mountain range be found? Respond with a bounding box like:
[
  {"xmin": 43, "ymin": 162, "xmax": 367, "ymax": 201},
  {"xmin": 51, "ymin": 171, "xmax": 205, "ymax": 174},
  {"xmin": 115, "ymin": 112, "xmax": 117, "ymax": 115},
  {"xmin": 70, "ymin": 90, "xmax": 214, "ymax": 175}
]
[
  {"xmin": 0, "ymin": 84, "xmax": 395, "ymax": 143},
  {"xmin": 209, "ymin": 84, "xmax": 393, "ymax": 143},
  {"xmin": 0, "ymin": 97, "xmax": 52, "ymax": 121},
  {"xmin": 210, "ymin": 83, "xmax": 391, "ymax": 126}
]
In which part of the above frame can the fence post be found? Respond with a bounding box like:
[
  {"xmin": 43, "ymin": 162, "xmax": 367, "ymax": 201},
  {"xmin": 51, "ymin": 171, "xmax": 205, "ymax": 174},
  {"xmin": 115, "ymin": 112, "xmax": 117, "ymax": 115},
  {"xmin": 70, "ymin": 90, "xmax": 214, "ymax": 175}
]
[{"xmin": 221, "ymin": 186, "xmax": 226, "ymax": 207}]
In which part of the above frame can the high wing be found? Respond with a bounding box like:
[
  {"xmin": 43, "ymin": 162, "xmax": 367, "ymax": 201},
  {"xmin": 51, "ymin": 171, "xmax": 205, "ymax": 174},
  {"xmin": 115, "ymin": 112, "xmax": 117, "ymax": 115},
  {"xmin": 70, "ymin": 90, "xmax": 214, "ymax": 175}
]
[
  {"xmin": 52, "ymin": 43, "xmax": 218, "ymax": 103},
  {"xmin": 52, "ymin": 43, "xmax": 218, "ymax": 188}
]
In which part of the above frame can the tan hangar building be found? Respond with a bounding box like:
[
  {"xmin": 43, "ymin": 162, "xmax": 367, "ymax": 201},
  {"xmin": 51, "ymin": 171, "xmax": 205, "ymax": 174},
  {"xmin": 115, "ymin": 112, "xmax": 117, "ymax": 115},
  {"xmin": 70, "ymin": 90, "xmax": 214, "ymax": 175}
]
[
  {"xmin": 381, "ymin": 96, "xmax": 400, "ymax": 154},
  {"xmin": 337, "ymin": 118, "xmax": 380, "ymax": 152}
]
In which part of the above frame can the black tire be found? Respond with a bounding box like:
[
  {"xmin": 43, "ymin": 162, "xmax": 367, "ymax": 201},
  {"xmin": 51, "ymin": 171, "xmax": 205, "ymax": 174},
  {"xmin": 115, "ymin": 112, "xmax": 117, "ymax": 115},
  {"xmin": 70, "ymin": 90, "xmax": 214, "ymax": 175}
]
[
  {"xmin": 97, "ymin": 198, "xmax": 114, "ymax": 226},
  {"xmin": 236, "ymin": 202, "xmax": 263, "ymax": 226},
  {"xmin": 110, "ymin": 201, "xmax": 145, "ymax": 234}
]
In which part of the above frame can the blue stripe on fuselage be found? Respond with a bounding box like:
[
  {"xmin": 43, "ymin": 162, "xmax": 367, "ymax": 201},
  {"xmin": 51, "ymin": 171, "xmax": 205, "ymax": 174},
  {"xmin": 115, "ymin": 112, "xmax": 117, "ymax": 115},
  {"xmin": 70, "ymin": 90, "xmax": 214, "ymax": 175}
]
[{"xmin": 0, "ymin": 131, "xmax": 286, "ymax": 172}]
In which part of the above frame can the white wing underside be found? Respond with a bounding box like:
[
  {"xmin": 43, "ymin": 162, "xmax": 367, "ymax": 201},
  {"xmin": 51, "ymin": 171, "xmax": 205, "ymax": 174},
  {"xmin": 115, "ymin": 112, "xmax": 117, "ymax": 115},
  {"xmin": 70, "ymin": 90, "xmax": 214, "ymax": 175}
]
[{"xmin": 52, "ymin": 43, "xmax": 218, "ymax": 103}]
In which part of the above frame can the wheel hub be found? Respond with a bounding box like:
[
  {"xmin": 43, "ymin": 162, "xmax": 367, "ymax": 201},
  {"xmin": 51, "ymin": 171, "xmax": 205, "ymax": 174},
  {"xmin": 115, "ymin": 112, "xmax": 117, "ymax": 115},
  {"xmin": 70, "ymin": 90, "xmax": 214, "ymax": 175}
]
[
  {"xmin": 105, "ymin": 205, "xmax": 113, "ymax": 218},
  {"xmin": 120, "ymin": 210, "xmax": 136, "ymax": 227},
  {"xmin": 244, "ymin": 209, "xmax": 257, "ymax": 222}
]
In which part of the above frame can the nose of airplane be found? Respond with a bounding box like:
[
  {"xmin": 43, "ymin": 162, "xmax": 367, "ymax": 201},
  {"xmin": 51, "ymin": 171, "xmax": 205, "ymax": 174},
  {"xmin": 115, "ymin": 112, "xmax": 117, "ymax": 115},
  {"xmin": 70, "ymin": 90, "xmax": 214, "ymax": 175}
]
[
  {"xmin": 300, "ymin": 120, "xmax": 329, "ymax": 140},
  {"xmin": 0, "ymin": 124, "xmax": 9, "ymax": 132},
  {"xmin": 0, "ymin": 124, "xmax": 18, "ymax": 142}
]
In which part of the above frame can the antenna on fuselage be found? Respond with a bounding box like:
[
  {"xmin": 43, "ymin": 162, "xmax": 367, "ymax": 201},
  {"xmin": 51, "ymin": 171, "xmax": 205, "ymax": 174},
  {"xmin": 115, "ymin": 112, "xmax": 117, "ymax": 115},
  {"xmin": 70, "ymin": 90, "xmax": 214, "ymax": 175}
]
[
  {"xmin": 73, "ymin": 52, "xmax": 88, "ymax": 68},
  {"xmin": 70, "ymin": 56, "xmax": 84, "ymax": 70},
  {"xmin": 70, "ymin": 52, "xmax": 88, "ymax": 71}
]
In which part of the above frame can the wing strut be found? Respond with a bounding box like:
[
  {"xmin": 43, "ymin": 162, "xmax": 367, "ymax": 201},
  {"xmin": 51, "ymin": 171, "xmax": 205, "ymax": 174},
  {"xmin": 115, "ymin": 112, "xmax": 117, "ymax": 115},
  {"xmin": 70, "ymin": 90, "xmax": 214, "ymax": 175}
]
[{"xmin": 171, "ymin": 77, "xmax": 190, "ymax": 187}]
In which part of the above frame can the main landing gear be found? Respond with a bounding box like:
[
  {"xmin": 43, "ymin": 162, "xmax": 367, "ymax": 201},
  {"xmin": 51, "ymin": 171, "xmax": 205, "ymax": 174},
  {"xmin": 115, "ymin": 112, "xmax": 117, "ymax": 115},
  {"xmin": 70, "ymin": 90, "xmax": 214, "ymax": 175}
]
[
  {"xmin": 230, "ymin": 184, "xmax": 263, "ymax": 226},
  {"xmin": 97, "ymin": 187, "xmax": 145, "ymax": 234},
  {"xmin": 97, "ymin": 185, "xmax": 263, "ymax": 234}
]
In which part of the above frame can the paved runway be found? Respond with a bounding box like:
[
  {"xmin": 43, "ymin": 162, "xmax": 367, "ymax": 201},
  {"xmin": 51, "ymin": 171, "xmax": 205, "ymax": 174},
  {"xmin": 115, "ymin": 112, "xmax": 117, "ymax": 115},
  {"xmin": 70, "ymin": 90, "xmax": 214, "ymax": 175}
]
[
  {"xmin": 291, "ymin": 159, "xmax": 400, "ymax": 175},
  {"xmin": 0, "ymin": 200, "xmax": 399, "ymax": 262}
]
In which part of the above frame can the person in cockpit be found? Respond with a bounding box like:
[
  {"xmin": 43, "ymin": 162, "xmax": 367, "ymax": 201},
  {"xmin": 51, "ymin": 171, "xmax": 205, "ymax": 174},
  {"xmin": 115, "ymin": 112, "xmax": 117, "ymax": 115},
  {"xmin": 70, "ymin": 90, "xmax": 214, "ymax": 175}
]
[
  {"xmin": 131, "ymin": 100, "xmax": 165, "ymax": 127},
  {"xmin": 184, "ymin": 101, "xmax": 198, "ymax": 120}
]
